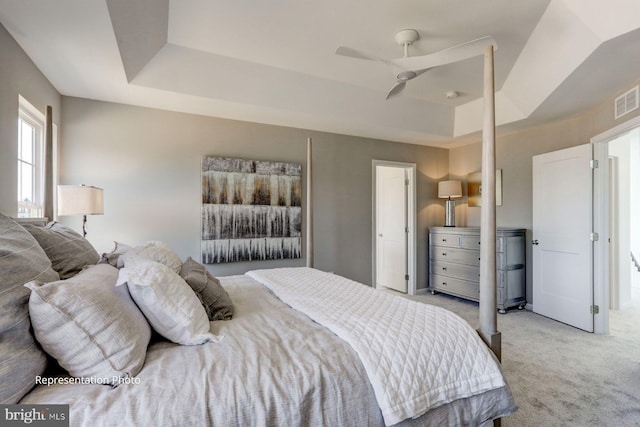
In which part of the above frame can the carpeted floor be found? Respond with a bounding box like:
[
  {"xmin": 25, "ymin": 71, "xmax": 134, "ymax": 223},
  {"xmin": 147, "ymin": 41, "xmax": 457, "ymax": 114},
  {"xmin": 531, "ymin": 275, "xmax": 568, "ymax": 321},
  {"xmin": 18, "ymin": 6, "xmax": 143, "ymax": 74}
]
[{"xmin": 407, "ymin": 292, "xmax": 640, "ymax": 427}]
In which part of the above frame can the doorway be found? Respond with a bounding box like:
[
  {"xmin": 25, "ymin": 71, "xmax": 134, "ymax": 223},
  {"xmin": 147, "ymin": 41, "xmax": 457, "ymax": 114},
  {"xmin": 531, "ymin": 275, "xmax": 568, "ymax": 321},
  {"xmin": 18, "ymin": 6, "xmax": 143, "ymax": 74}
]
[
  {"xmin": 372, "ymin": 161, "xmax": 416, "ymax": 294},
  {"xmin": 592, "ymin": 114, "xmax": 640, "ymax": 333},
  {"xmin": 607, "ymin": 128, "xmax": 640, "ymax": 312}
]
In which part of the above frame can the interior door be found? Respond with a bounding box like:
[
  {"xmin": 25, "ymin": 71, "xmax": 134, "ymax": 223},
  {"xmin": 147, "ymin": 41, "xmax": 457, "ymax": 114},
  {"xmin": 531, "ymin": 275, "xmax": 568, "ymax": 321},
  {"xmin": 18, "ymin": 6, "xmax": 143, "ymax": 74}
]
[
  {"xmin": 532, "ymin": 143, "xmax": 594, "ymax": 332},
  {"xmin": 376, "ymin": 166, "xmax": 407, "ymax": 292}
]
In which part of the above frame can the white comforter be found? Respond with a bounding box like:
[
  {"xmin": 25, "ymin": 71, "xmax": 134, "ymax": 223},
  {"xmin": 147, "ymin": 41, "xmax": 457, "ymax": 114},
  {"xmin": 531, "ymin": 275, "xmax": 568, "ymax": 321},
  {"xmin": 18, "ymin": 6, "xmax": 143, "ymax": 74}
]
[
  {"xmin": 247, "ymin": 267, "xmax": 506, "ymax": 426},
  {"xmin": 22, "ymin": 275, "xmax": 385, "ymax": 427}
]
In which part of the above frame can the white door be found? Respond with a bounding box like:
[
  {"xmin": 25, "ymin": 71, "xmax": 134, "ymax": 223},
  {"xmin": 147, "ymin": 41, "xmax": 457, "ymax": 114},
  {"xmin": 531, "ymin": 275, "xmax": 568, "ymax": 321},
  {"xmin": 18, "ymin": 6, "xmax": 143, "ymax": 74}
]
[
  {"xmin": 532, "ymin": 144, "xmax": 594, "ymax": 332},
  {"xmin": 376, "ymin": 166, "xmax": 407, "ymax": 292}
]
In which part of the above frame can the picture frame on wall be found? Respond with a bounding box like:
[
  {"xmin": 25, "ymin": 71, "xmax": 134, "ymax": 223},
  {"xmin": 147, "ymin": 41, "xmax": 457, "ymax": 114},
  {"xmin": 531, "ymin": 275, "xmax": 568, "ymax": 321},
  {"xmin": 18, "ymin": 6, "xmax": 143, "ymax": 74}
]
[
  {"xmin": 467, "ymin": 169, "xmax": 503, "ymax": 207},
  {"xmin": 201, "ymin": 156, "xmax": 302, "ymax": 263}
]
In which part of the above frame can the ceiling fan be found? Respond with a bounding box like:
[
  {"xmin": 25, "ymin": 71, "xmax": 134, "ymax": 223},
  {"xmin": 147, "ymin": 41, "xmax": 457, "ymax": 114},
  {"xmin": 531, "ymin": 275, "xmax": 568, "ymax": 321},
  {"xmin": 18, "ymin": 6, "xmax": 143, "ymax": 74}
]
[{"xmin": 336, "ymin": 29, "xmax": 497, "ymax": 100}]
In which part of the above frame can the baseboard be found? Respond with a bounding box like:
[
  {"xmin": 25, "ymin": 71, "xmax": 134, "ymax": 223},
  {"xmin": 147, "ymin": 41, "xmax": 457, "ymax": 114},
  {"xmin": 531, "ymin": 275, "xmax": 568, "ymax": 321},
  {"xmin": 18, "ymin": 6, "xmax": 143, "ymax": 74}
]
[{"xmin": 525, "ymin": 303, "xmax": 533, "ymax": 311}]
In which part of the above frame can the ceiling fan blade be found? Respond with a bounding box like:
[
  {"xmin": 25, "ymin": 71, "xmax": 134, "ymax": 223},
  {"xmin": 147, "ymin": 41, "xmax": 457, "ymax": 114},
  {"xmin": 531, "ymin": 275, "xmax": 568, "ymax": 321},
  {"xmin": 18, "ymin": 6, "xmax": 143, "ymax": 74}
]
[
  {"xmin": 336, "ymin": 46, "xmax": 386, "ymax": 62},
  {"xmin": 386, "ymin": 81, "xmax": 406, "ymax": 100},
  {"xmin": 389, "ymin": 36, "xmax": 497, "ymax": 72}
]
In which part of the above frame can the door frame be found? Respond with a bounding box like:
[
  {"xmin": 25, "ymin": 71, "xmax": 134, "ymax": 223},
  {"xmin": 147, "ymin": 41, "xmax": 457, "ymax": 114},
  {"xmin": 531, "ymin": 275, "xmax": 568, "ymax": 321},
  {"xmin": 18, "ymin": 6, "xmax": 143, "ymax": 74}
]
[
  {"xmin": 372, "ymin": 160, "xmax": 417, "ymax": 295},
  {"xmin": 591, "ymin": 114, "xmax": 640, "ymax": 334},
  {"xmin": 608, "ymin": 157, "xmax": 620, "ymax": 311}
]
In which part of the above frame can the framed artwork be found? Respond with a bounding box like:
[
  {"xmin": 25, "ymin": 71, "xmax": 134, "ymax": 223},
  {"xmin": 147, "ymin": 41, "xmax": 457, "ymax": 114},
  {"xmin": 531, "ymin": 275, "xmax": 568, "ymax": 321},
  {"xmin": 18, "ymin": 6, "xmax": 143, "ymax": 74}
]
[
  {"xmin": 467, "ymin": 169, "xmax": 503, "ymax": 207},
  {"xmin": 201, "ymin": 156, "xmax": 302, "ymax": 263}
]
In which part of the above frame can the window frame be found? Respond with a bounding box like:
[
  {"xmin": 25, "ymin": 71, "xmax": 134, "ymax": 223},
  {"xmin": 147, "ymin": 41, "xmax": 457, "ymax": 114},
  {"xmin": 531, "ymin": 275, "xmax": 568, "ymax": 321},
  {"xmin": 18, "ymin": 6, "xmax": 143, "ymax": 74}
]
[{"xmin": 17, "ymin": 95, "xmax": 45, "ymax": 218}]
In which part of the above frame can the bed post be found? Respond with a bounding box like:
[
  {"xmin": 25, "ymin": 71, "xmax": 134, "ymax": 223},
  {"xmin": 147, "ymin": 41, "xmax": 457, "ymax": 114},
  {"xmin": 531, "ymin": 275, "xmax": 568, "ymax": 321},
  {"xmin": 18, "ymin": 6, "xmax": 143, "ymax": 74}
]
[
  {"xmin": 478, "ymin": 44, "xmax": 501, "ymax": 363},
  {"xmin": 44, "ymin": 106, "xmax": 54, "ymax": 221},
  {"xmin": 306, "ymin": 137, "xmax": 314, "ymax": 268}
]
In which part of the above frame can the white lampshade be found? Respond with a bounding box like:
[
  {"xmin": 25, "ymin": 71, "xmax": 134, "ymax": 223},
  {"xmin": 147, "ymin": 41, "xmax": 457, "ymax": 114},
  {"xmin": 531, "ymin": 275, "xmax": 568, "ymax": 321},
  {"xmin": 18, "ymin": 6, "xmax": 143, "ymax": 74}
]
[
  {"xmin": 438, "ymin": 180, "xmax": 462, "ymax": 199},
  {"xmin": 57, "ymin": 185, "xmax": 104, "ymax": 216}
]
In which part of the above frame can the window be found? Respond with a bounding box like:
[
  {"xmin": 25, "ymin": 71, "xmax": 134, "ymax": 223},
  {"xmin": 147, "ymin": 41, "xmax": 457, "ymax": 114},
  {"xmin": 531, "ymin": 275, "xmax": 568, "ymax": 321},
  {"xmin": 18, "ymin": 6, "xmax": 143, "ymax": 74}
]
[{"xmin": 17, "ymin": 96, "xmax": 45, "ymax": 218}]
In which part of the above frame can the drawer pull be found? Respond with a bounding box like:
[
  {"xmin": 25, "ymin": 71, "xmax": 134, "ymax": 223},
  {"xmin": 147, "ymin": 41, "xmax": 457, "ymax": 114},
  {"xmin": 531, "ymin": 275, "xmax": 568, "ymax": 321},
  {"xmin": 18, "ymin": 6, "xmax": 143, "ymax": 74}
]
[
  {"xmin": 442, "ymin": 252, "xmax": 447, "ymax": 256},
  {"xmin": 442, "ymin": 238, "xmax": 447, "ymax": 242},
  {"xmin": 442, "ymin": 266, "xmax": 447, "ymax": 271},
  {"xmin": 441, "ymin": 282, "xmax": 447, "ymax": 286}
]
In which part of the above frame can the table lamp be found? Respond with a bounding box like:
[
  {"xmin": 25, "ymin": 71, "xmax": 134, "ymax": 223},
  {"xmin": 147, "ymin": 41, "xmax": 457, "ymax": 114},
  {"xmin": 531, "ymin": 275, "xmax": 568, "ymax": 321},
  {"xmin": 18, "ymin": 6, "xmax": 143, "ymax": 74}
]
[
  {"xmin": 57, "ymin": 185, "xmax": 104, "ymax": 237},
  {"xmin": 438, "ymin": 180, "xmax": 462, "ymax": 227}
]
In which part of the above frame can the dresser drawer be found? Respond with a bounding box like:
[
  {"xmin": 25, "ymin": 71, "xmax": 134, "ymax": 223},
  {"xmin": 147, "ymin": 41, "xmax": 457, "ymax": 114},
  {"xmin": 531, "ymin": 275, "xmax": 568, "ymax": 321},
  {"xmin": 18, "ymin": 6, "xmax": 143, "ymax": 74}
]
[
  {"xmin": 430, "ymin": 234, "xmax": 461, "ymax": 248},
  {"xmin": 460, "ymin": 235, "xmax": 481, "ymax": 250},
  {"xmin": 431, "ymin": 247, "xmax": 481, "ymax": 266},
  {"xmin": 460, "ymin": 235, "xmax": 505, "ymax": 252},
  {"xmin": 431, "ymin": 260, "xmax": 480, "ymax": 283},
  {"xmin": 430, "ymin": 274, "xmax": 479, "ymax": 301}
]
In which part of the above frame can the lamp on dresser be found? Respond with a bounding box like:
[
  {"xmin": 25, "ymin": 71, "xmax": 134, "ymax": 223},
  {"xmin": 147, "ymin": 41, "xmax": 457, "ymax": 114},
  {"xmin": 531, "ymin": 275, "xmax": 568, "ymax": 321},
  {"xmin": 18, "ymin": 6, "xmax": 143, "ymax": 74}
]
[
  {"xmin": 57, "ymin": 185, "xmax": 104, "ymax": 237},
  {"xmin": 438, "ymin": 180, "xmax": 462, "ymax": 227}
]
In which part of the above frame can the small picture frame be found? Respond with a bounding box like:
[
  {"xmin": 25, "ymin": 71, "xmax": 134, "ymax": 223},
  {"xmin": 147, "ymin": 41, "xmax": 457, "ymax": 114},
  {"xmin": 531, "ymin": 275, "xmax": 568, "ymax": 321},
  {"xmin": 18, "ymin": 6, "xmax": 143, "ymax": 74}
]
[{"xmin": 467, "ymin": 169, "xmax": 502, "ymax": 207}]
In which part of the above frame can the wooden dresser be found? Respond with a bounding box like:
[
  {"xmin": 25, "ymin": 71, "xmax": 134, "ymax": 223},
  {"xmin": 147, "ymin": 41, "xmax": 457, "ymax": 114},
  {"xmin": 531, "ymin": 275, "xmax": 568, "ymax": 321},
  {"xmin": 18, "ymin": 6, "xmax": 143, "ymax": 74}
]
[{"xmin": 428, "ymin": 227, "xmax": 526, "ymax": 313}]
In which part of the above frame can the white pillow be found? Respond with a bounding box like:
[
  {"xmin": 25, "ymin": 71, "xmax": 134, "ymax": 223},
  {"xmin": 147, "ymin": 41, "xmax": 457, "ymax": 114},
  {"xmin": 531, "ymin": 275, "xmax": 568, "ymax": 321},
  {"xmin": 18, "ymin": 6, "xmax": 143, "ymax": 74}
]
[
  {"xmin": 118, "ymin": 240, "xmax": 182, "ymax": 273},
  {"xmin": 25, "ymin": 264, "xmax": 151, "ymax": 384},
  {"xmin": 118, "ymin": 257, "xmax": 222, "ymax": 345}
]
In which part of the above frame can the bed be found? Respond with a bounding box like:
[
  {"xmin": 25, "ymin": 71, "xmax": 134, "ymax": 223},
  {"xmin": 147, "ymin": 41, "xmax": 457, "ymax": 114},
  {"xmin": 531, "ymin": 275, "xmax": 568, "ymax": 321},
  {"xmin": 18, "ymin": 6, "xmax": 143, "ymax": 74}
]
[{"xmin": 1, "ymin": 213, "xmax": 516, "ymax": 426}]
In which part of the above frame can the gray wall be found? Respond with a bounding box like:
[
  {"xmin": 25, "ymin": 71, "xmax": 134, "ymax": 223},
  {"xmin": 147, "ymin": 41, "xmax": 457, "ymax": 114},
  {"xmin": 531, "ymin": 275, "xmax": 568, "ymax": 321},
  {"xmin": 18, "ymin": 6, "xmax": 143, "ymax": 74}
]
[
  {"xmin": 449, "ymin": 82, "xmax": 640, "ymax": 306},
  {"xmin": 0, "ymin": 23, "xmax": 61, "ymax": 216},
  {"xmin": 60, "ymin": 97, "xmax": 448, "ymax": 287}
]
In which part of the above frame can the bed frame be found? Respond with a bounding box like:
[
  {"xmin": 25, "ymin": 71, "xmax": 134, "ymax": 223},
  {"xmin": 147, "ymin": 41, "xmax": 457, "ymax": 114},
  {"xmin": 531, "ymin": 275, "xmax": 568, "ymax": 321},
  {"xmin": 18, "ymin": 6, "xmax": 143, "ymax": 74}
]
[{"xmin": 304, "ymin": 44, "xmax": 502, "ymax": 362}]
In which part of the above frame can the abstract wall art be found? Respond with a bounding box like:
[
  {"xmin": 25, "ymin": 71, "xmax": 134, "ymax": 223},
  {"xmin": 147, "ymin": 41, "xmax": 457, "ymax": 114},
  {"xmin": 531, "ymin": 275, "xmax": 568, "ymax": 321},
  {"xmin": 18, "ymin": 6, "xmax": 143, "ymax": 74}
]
[{"xmin": 201, "ymin": 156, "xmax": 302, "ymax": 263}]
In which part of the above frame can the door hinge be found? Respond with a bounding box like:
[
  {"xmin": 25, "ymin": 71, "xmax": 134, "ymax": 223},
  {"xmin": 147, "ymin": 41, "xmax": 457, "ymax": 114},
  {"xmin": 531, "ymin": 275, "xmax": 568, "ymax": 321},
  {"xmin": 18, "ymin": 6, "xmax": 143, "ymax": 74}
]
[
  {"xmin": 404, "ymin": 274, "xmax": 409, "ymax": 281},
  {"xmin": 590, "ymin": 159, "xmax": 599, "ymax": 169},
  {"xmin": 405, "ymin": 226, "xmax": 409, "ymax": 233},
  {"xmin": 405, "ymin": 179, "xmax": 410, "ymax": 186},
  {"xmin": 590, "ymin": 233, "xmax": 599, "ymax": 242},
  {"xmin": 591, "ymin": 305, "xmax": 600, "ymax": 314}
]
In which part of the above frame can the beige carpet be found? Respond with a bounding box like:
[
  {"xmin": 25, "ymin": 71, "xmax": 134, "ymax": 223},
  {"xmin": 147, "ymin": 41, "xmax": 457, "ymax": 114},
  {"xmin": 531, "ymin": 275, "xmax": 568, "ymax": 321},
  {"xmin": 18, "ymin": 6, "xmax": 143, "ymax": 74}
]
[{"xmin": 408, "ymin": 292, "xmax": 640, "ymax": 427}]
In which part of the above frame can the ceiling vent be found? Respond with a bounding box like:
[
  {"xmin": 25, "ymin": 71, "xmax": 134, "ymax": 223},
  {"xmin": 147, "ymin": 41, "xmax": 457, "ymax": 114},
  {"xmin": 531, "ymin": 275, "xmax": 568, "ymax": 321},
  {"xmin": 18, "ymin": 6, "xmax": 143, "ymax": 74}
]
[{"xmin": 615, "ymin": 85, "xmax": 639, "ymax": 120}]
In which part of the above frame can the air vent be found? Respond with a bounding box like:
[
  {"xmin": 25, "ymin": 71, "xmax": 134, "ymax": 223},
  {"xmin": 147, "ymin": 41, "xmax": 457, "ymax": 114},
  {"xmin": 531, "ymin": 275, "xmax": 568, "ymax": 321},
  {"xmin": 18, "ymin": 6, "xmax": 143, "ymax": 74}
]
[{"xmin": 615, "ymin": 85, "xmax": 639, "ymax": 119}]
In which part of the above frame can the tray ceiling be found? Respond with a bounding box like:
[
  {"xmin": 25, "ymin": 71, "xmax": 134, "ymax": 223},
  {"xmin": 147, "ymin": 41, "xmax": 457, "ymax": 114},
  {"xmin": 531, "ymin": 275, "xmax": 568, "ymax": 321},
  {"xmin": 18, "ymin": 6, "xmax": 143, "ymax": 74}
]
[{"xmin": 0, "ymin": 0, "xmax": 639, "ymax": 147}]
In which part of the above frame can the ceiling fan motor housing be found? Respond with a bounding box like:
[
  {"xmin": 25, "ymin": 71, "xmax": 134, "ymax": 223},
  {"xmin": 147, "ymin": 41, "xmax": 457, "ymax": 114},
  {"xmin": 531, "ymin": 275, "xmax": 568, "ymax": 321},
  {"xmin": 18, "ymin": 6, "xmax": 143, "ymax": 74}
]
[
  {"xmin": 395, "ymin": 29, "xmax": 419, "ymax": 46},
  {"xmin": 397, "ymin": 71, "xmax": 418, "ymax": 81}
]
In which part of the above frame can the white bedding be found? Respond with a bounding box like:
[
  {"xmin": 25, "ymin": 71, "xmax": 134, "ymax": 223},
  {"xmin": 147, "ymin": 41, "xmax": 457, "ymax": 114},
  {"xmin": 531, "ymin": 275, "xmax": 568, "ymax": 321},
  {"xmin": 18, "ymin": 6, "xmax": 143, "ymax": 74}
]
[
  {"xmin": 21, "ymin": 272, "xmax": 515, "ymax": 426},
  {"xmin": 22, "ymin": 275, "xmax": 384, "ymax": 426},
  {"xmin": 247, "ymin": 267, "xmax": 507, "ymax": 426}
]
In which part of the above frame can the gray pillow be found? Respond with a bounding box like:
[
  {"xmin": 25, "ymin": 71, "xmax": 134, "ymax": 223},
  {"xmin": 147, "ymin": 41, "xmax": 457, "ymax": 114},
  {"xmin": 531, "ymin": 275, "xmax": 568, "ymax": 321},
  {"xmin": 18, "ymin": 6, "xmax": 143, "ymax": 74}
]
[
  {"xmin": 180, "ymin": 257, "xmax": 234, "ymax": 321},
  {"xmin": 99, "ymin": 241, "xmax": 132, "ymax": 267},
  {"xmin": 23, "ymin": 222, "xmax": 100, "ymax": 279},
  {"xmin": 0, "ymin": 212, "xmax": 60, "ymax": 404},
  {"xmin": 25, "ymin": 264, "xmax": 151, "ymax": 384}
]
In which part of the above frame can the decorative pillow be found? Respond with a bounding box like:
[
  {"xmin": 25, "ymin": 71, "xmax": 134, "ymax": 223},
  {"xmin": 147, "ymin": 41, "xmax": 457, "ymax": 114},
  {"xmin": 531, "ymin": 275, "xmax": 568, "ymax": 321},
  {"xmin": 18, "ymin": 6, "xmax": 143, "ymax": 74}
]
[
  {"xmin": 24, "ymin": 264, "xmax": 151, "ymax": 385},
  {"xmin": 0, "ymin": 212, "xmax": 59, "ymax": 404},
  {"xmin": 99, "ymin": 241, "xmax": 132, "ymax": 267},
  {"xmin": 118, "ymin": 256, "xmax": 221, "ymax": 345},
  {"xmin": 180, "ymin": 257, "xmax": 234, "ymax": 321},
  {"xmin": 118, "ymin": 240, "xmax": 182, "ymax": 273},
  {"xmin": 23, "ymin": 222, "xmax": 100, "ymax": 279}
]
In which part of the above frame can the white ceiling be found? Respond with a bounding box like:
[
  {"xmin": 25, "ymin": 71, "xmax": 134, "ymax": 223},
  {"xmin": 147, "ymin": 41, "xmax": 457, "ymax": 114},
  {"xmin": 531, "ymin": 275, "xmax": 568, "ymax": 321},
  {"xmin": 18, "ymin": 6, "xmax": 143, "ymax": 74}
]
[{"xmin": 1, "ymin": 0, "xmax": 639, "ymax": 147}]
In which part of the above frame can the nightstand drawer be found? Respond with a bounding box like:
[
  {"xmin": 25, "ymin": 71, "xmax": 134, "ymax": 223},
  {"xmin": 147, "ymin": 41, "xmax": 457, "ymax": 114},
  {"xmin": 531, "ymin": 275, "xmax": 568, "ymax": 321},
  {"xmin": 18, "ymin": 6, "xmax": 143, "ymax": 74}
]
[
  {"xmin": 431, "ymin": 260, "xmax": 479, "ymax": 283},
  {"xmin": 431, "ymin": 247, "xmax": 480, "ymax": 266},
  {"xmin": 430, "ymin": 274, "xmax": 479, "ymax": 301}
]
